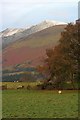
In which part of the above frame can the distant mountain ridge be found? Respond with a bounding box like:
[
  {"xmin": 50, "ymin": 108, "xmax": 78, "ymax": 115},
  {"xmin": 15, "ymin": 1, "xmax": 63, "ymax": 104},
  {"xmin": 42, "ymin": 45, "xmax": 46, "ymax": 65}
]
[{"xmin": 1, "ymin": 20, "xmax": 67, "ymax": 48}]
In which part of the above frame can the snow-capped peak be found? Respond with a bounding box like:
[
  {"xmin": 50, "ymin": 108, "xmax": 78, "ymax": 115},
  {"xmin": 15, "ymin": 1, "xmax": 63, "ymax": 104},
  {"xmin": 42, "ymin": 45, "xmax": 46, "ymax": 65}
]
[
  {"xmin": 1, "ymin": 28, "xmax": 26, "ymax": 37},
  {"xmin": 34, "ymin": 20, "xmax": 67, "ymax": 31},
  {"xmin": 0, "ymin": 20, "xmax": 67, "ymax": 37},
  {"xmin": 41, "ymin": 20, "xmax": 67, "ymax": 25},
  {"xmin": 32, "ymin": 20, "xmax": 67, "ymax": 32}
]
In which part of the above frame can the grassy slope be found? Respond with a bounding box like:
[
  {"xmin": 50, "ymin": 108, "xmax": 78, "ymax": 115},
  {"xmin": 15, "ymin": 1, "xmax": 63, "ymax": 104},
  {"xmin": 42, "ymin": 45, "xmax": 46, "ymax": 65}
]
[
  {"xmin": 2, "ymin": 90, "xmax": 78, "ymax": 118},
  {"xmin": 11, "ymin": 25, "xmax": 66, "ymax": 48},
  {"xmin": 3, "ymin": 25, "xmax": 66, "ymax": 67}
]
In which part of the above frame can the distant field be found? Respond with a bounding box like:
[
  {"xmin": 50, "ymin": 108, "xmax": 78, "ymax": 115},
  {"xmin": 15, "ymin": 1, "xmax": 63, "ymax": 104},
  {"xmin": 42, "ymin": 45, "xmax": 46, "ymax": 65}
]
[
  {"xmin": 2, "ymin": 89, "xmax": 78, "ymax": 118},
  {"xmin": 1, "ymin": 82, "xmax": 39, "ymax": 89},
  {"xmin": 1, "ymin": 81, "xmax": 79, "ymax": 90}
]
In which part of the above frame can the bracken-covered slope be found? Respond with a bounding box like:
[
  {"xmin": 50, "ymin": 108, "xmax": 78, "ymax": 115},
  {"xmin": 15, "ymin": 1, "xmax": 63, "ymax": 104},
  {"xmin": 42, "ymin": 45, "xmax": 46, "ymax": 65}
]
[{"xmin": 3, "ymin": 25, "xmax": 66, "ymax": 68}]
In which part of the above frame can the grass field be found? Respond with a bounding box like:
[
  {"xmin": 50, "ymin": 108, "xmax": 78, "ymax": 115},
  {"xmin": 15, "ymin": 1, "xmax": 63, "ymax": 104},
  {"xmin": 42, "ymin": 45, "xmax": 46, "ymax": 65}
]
[{"xmin": 2, "ymin": 89, "xmax": 78, "ymax": 118}]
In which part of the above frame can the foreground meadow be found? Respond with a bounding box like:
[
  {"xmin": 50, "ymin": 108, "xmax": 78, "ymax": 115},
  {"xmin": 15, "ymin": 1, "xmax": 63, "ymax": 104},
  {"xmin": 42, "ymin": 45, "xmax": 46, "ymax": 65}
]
[{"xmin": 2, "ymin": 89, "xmax": 78, "ymax": 118}]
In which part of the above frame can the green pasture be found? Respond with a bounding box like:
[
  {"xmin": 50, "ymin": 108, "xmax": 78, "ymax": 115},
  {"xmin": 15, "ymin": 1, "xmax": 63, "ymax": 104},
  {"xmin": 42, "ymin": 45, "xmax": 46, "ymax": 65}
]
[{"xmin": 2, "ymin": 89, "xmax": 78, "ymax": 118}]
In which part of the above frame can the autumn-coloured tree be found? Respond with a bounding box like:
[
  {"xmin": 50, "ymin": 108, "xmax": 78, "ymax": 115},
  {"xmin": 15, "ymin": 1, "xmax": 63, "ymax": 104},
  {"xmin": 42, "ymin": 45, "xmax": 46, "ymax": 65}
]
[
  {"xmin": 43, "ymin": 22, "xmax": 80, "ymax": 89},
  {"xmin": 59, "ymin": 23, "xmax": 80, "ymax": 85}
]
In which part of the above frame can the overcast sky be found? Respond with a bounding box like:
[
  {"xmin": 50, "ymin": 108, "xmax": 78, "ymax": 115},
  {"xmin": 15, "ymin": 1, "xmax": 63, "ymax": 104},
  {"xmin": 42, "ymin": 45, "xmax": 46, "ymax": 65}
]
[{"xmin": 0, "ymin": 0, "xmax": 79, "ymax": 31}]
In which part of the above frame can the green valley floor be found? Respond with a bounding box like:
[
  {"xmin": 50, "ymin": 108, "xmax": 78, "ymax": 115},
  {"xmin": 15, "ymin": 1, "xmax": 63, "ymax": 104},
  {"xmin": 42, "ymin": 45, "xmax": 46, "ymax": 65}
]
[{"xmin": 2, "ymin": 90, "xmax": 78, "ymax": 118}]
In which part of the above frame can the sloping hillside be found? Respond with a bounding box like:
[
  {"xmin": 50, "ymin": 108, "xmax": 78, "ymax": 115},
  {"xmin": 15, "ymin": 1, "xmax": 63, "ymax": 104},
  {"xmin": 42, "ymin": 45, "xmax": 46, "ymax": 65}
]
[{"xmin": 3, "ymin": 25, "xmax": 66, "ymax": 68}]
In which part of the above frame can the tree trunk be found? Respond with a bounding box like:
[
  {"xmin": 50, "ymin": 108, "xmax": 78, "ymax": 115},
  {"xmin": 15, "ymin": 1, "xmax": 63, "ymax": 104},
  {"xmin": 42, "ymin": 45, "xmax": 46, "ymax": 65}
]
[{"xmin": 70, "ymin": 73, "xmax": 75, "ymax": 89}]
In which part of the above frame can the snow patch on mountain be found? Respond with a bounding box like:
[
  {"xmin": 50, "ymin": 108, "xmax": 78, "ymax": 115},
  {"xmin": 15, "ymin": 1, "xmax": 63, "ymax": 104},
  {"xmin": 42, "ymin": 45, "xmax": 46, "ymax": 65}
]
[{"xmin": 0, "ymin": 28, "xmax": 26, "ymax": 37}]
